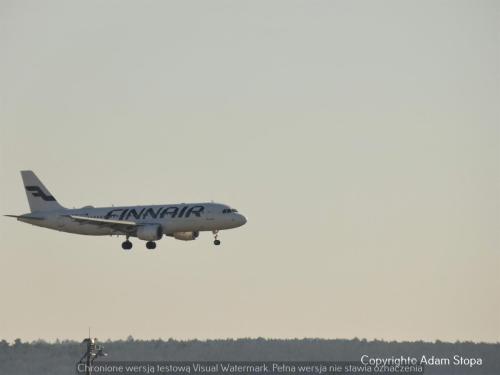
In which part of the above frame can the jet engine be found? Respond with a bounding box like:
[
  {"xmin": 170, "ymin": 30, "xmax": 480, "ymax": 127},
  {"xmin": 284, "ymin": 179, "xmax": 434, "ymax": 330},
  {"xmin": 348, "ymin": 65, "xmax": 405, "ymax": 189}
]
[
  {"xmin": 136, "ymin": 224, "xmax": 163, "ymax": 241},
  {"xmin": 173, "ymin": 231, "xmax": 199, "ymax": 241}
]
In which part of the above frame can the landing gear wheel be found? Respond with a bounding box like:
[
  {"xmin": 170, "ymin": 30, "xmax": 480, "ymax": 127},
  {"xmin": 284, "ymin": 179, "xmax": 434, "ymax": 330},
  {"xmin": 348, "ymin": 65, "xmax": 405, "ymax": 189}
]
[
  {"xmin": 212, "ymin": 230, "xmax": 221, "ymax": 246},
  {"xmin": 146, "ymin": 241, "xmax": 156, "ymax": 250},
  {"xmin": 122, "ymin": 240, "xmax": 132, "ymax": 250}
]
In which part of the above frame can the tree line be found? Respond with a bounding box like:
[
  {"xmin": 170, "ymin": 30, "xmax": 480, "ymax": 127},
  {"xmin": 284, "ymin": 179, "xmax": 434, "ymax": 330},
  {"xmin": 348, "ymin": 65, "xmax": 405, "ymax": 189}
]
[{"xmin": 0, "ymin": 337, "xmax": 498, "ymax": 374}]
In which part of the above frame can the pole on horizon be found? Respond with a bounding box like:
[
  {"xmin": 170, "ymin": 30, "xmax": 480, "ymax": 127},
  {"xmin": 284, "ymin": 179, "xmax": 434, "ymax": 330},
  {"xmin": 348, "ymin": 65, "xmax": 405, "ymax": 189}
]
[{"xmin": 76, "ymin": 334, "xmax": 108, "ymax": 375}]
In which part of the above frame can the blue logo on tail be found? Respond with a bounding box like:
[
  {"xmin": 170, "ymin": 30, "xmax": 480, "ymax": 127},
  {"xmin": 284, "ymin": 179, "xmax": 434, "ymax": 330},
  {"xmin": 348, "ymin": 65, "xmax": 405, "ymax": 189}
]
[{"xmin": 26, "ymin": 186, "xmax": 56, "ymax": 201}]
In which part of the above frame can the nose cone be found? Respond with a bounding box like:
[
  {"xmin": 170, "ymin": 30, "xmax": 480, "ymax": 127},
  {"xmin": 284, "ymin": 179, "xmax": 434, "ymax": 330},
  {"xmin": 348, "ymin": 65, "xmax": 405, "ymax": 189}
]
[{"xmin": 237, "ymin": 213, "xmax": 247, "ymax": 226}]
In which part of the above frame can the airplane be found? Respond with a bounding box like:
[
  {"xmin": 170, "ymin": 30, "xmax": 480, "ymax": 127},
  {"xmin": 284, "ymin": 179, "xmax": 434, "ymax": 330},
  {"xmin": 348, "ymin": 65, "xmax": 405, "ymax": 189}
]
[{"xmin": 5, "ymin": 171, "xmax": 247, "ymax": 250}]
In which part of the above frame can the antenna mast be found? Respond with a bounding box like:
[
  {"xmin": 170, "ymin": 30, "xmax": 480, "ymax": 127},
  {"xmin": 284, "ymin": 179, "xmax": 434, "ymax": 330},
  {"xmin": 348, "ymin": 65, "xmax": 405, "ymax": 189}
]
[{"xmin": 76, "ymin": 332, "xmax": 108, "ymax": 375}]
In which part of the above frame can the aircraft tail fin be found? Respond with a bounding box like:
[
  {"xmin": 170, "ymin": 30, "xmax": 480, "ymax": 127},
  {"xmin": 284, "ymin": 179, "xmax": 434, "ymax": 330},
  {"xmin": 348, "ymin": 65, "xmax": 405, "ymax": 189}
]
[{"xmin": 21, "ymin": 171, "xmax": 65, "ymax": 212}]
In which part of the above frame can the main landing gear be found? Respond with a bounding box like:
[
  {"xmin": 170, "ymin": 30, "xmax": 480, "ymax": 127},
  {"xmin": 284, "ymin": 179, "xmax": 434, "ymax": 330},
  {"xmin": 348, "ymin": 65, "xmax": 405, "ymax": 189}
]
[
  {"xmin": 122, "ymin": 239, "xmax": 132, "ymax": 250},
  {"xmin": 121, "ymin": 237, "xmax": 157, "ymax": 250},
  {"xmin": 122, "ymin": 239, "xmax": 156, "ymax": 250},
  {"xmin": 213, "ymin": 230, "xmax": 221, "ymax": 246}
]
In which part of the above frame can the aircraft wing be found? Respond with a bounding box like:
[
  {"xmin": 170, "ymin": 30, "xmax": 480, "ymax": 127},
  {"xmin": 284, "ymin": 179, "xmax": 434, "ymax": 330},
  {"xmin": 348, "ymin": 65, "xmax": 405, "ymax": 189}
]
[{"xmin": 66, "ymin": 215, "xmax": 138, "ymax": 234}]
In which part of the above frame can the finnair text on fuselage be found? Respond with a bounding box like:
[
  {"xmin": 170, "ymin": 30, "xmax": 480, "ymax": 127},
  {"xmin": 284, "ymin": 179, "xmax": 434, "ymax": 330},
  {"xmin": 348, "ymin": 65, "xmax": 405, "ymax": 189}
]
[{"xmin": 104, "ymin": 205, "xmax": 204, "ymax": 220}]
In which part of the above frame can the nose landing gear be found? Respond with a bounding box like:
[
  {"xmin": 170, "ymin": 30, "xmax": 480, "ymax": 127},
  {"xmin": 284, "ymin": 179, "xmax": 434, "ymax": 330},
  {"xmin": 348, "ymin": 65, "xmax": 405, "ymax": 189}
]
[
  {"xmin": 146, "ymin": 241, "xmax": 156, "ymax": 250},
  {"xmin": 212, "ymin": 230, "xmax": 221, "ymax": 246}
]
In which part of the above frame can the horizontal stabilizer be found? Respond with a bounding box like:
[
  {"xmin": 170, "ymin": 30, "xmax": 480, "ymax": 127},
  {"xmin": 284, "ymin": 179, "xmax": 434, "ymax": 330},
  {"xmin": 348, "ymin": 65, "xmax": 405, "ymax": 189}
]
[{"xmin": 4, "ymin": 214, "xmax": 45, "ymax": 220}]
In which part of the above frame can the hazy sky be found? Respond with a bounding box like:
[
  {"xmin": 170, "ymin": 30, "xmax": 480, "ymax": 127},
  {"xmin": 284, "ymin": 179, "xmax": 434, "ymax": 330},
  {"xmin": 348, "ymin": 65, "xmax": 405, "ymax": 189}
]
[{"xmin": 0, "ymin": 1, "xmax": 498, "ymax": 343}]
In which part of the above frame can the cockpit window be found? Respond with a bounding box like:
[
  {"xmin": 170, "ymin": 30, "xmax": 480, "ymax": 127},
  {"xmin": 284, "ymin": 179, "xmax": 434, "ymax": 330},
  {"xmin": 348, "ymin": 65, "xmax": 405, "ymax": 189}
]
[
  {"xmin": 222, "ymin": 208, "xmax": 238, "ymax": 214},
  {"xmin": 231, "ymin": 209, "xmax": 238, "ymax": 213}
]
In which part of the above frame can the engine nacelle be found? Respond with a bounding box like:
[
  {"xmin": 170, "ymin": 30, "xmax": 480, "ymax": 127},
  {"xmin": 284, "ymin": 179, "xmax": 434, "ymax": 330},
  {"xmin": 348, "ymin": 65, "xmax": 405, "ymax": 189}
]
[
  {"xmin": 136, "ymin": 224, "xmax": 163, "ymax": 241},
  {"xmin": 173, "ymin": 231, "xmax": 199, "ymax": 241}
]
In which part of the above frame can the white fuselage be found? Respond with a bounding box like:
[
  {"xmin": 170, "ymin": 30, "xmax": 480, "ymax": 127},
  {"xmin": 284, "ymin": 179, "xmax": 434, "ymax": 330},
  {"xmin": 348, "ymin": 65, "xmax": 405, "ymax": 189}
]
[
  {"xmin": 10, "ymin": 171, "xmax": 246, "ymax": 248},
  {"xmin": 18, "ymin": 202, "xmax": 246, "ymax": 236}
]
